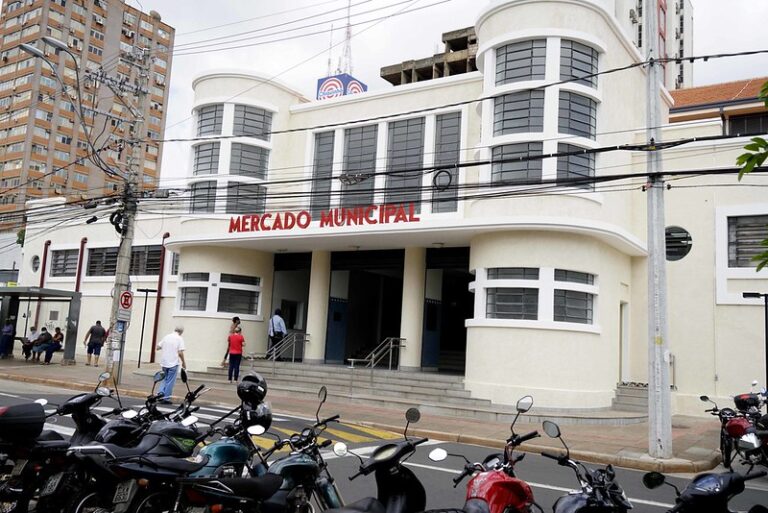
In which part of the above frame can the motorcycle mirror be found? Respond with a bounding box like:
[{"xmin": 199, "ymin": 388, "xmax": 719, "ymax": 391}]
[
  {"xmin": 247, "ymin": 425, "xmax": 266, "ymax": 436},
  {"xmin": 642, "ymin": 471, "xmax": 666, "ymax": 490},
  {"xmin": 333, "ymin": 442, "xmax": 348, "ymax": 457},
  {"xmin": 315, "ymin": 386, "xmax": 328, "ymax": 422},
  {"xmin": 516, "ymin": 395, "xmax": 533, "ymax": 413},
  {"xmin": 605, "ymin": 464, "xmax": 615, "ymax": 480},
  {"xmin": 153, "ymin": 371, "xmax": 165, "ymax": 383},
  {"xmin": 405, "ymin": 407, "xmax": 421, "ymax": 423},
  {"xmin": 122, "ymin": 410, "xmax": 138, "ymax": 419},
  {"xmin": 98, "ymin": 371, "xmax": 111, "ymax": 382},
  {"xmin": 34, "ymin": 398, "xmax": 48, "ymax": 406},
  {"xmin": 428, "ymin": 448, "xmax": 448, "ymax": 462},
  {"xmin": 181, "ymin": 415, "xmax": 198, "ymax": 427},
  {"xmin": 543, "ymin": 420, "xmax": 561, "ymax": 438},
  {"xmin": 96, "ymin": 386, "xmax": 111, "ymax": 397},
  {"xmin": 181, "ymin": 368, "xmax": 189, "ymax": 386},
  {"xmin": 699, "ymin": 395, "xmax": 710, "ymax": 402}
]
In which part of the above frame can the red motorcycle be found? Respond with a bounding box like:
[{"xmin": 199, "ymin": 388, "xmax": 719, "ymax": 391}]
[
  {"xmin": 427, "ymin": 395, "xmax": 542, "ymax": 513},
  {"xmin": 701, "ymin": 395, "xmax": 768, "ymax": 470}
]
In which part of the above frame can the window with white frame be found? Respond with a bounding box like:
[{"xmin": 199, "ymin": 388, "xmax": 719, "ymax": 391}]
[
  {"xmin": 178, "ymin": 272, "xmax": 261, "ymax": 316},
  {"xmin": 560, "ymin": 40, "xmax": 598, "ymax": 87},
  {"xmin": 728, "ymin": 215, "xmax": 768, "ymax": 267},
  {"xmin": 385, "ymin": 117, "xmax": 425, "ymax": 210},
  {"xmin": 50, "ymin": 249, "xmax": 78, "ymax": 277},
  {"xmin": 491, "ymin": 142, "xmax": 543, "ymax": 185},
  {"xmin": 341, "ymin": 124, "xmax": 377, "ymax": 208},
  {"xmin": 431, "ymin": 112, "xmax": 461, "ymax": 213},
  {"xmin": 557, "ymin": 143, "xmax": 594, "ymax": 189},
  {"xmin": 553, "ymin": 269, "xmax": 595, "ymax": 324},
  {"xmin": 232, "ymin": 105, "xmax": 272, "ymax": 140},
  {"xmin": 310, "ymin": 131, "xmax": 334, "ymax": 218},
  {"xmin": 226, "ymin": 182, "xmax": 266, "ymax": 214},
  {"xmin": 493, "ymin": 90, "xmax": 544, "ymax": 135},
  {"xmin": 196, "ymin": 104, "xmax": 223, "ymax": 136},
  {"xmin": 190, "ymin": 181, "xmax": 216, "ymax": 213},
  {"xmin": 495, "ymin": 40, "xmax": 546, "ymax": 85},
  {"xmin": 230, "ymin": 143, "xmax": 268, "ymax": 179},
  {"xmin": 485, "ymin": 267, "xmax": 539, "ymax": 320},
  {"xmin": 558, "ymin": 92, "xmax": 597, "ymax": 139},
  {"xmin": 193, "ymin": 142, "xmax": 219, "ymax": 175}
]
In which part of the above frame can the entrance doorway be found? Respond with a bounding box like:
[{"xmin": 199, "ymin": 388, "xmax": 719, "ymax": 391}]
[
  {"xmin": 325, "ymin": 250, "xmax": 404, "ymax": 364},
  {"xmin": 421, "ymin": 248, "xmax": 473, "ymax": 373},
  {"xmin": 272, "ymin": 253, "xmax": 312, "ymax": 360}
]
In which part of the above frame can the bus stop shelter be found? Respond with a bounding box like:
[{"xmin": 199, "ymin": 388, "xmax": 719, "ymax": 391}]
[{"xmin": 0, "ymin": 287, "xmax": 81, "ymax": 364}]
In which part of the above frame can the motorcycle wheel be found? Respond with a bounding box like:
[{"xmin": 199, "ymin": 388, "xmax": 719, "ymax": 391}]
[
  {"xmin": 0, "ymin": 481, "xmax": 31, "ymax": 513},
  {"xmin": 720, "ymin": 432, "xmax": 733, "ymax": 469},
  {"xmin": 66, "ymin": 491, "xmax": 102, "ymax": 513},
  {"xmin": 133, "ymin": 491, "xmax": 172, "ymax": 513}
]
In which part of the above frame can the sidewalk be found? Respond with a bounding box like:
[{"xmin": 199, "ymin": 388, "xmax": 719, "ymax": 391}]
[{"xmin": 0, "ymin": 358, "xmax": 720, "ymax": 473}]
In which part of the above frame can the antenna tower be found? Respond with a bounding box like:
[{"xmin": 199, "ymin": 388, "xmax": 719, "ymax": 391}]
[{"xmin": 340, "ymin": 0, "xmax": 352, "ymax": 74}]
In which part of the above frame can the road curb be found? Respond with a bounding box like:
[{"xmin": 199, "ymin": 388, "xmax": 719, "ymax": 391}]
[{"xmin": 0, "ymin": 372, "xmax": 721, "ymax": 473}]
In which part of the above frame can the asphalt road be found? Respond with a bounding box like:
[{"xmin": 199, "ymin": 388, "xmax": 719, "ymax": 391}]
[{"xmin": 1, "ymin": 379, "xmax": 766, "ymax": 512}]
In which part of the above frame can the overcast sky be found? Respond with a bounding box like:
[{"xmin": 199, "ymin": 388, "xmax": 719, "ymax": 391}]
[{"xmin": 116, "ymin": 0, "xmax": 768, "ymax": 182}]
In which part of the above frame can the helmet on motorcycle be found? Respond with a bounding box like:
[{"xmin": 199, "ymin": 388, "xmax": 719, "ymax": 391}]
[
  {"xmin": 237, "ymin": 373, "xmax": 268, "ymax": 405},
  {"xmin": 242, "ymin": 402, "xmax": 272, "ymax": 432}
]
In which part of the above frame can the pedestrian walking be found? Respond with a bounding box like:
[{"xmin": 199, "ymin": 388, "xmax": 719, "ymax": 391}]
[
  {"xmin": 31, "ymin": 327, "xmax": 53, "ymax": 362},
  {"xmin": 157, "ymin": 326, "xmax": 186, "ymax": 404},
  {"xmin": 0, "ymin": 320, "xmax": 15, "ymax": 359},
  {"xmin": 268, "ymin": 309, "xmax": 286, "ymax": 352},
  {"xmin": 221, "ymin": 316, "xmax": 240, "ymax": 367},
  {"xmin": 22, "ymin": 326, "xmax": 39, "ymax": 361},
  {"xmin": 83, "ymin": 320, "xmax": 106, "ymax": 366},
  {"xmin": 43, "ymin": 327, "xmax": 64, "ymax": 365},
  {"xmin": 227, "ymin": 326, "xmax": 244, "ymax": 383}
]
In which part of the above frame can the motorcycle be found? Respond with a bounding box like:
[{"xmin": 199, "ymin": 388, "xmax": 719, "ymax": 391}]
[
  {"xmin": 642, "ymin": 469, "xmax": 768, "ymax": 513},
  {"xmin": 328, "ymin": 407, "xmax": 427, "ymax": 513},
  {"xmin": 701, "ymin": 395, "xmax": 768, "ymax": 470},
  {"xmin": 427, "ymin": 395, "xmax": 541, "ymax": 513},
  {"xmin": 540, "ymin": 420, "xmax": 633, "ymax": 513}
]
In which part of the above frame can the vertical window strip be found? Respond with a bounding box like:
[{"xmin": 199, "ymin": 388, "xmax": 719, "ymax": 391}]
[
  {"xmin": 341, "ymin": 124, "xmax": 378, "ymax": 208},
  {"xmin": 233, "ymin": 105, "xmax": 273, "ymax": 140},
  {"xmin": 193, "ymin": 142, "xmax": 220, "ymax": 175},
  {"xmin": 560, "ymin": 40, "xmax": 598, "ymax": 87},
  {"xmin": 493, "ymin": 90, "xmax": 545, "ymax": 135},
  {"xmin": 50, "ymin": 249, "xmax": 78, "ymax": 277},
  {"xmin": 556, "ymin": 143, "xmax": 595, "ymax": 189},
  {"xmin": 180, "ymin": 287, "xmax": 207, "ymax": 311},
  {"xmin": 196, "ymin": 104, "xmax": 224, "ymax": 136},
  {"xmin": 230, "ymin": 143, "xmax": 268, "ymax": 179},
  {"xmin": 190, "ymin": 181, "xmax": 216, "ymax": 214},
  {"xmin": 310, "ymin": 131, "xmax": 335, "ymax": 218},
  {"xmin": 554, "ymin": 289, "xmax": 594, "ymax": 324},
  {"xmin": 431, "ymin": 112, "xmax": 461, "ymax": 213},
  {"xmin": 728, "ymin": 215, "xmax": 768, "ymax": 267},
  {"xmin": 491, "ymin": 142, "xmax": 543, "ymax": 185},
  {"xmin": 558, "ymin": 92, "xmax": 597, "ymax": 139},
  {"xmin": 495, "ymin": 39, "xmax": 546, "ymax": 85},
  {"xmin": 385, "ymin": 117, "xmax": 425, "ymax": 210},
  {"xmin": 486, "ymin": 287, "xmax": 539, "ymax": 320},
  {"xmin": 226, "ymin": 182, "xmax": 266, "ymax": 214}
]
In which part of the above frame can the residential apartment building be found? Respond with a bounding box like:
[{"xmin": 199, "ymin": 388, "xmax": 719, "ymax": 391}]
[{"xmin": 0, "ymin": 0, "xmax": 174, "ymax": 222}]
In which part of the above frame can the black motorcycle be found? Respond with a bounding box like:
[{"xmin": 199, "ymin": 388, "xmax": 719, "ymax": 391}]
[
  {"xmin": 642, "ymin": 469, "xmax": 768, "ymax": 513},
  {"xmin": 540, "ymin": 420, "xmax": 633, "ymax": 513}
]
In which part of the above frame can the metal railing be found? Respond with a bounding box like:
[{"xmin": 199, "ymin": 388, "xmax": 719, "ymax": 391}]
[
  {"xmin": 263, "ymin": 332, "xmax": 309, "ymax": 375},
  {"xmin": 348, "ymin": 337, "xmax": 405, "ymax": 393}
]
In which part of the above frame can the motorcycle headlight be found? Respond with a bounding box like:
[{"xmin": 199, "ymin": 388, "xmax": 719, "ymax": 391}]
[{"xmin": 738, "ymin": 433, "xmax": 760, "ymax": 450}]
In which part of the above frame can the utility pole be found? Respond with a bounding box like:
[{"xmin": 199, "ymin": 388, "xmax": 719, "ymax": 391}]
[
  {"xmin": 103, "ymin": 46, "xmax": 150, "ymax": 384},
  {"xmin": 645, "ymin": 0, "xmax": 672, "ymax": 459}
]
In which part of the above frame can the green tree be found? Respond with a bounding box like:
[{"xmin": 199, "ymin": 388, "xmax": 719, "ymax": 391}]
[
  {"xmin": 736, "ymin": 80, "xmax": 768, "ymax": 269},
  {"xmin": 15, "ymin": 229, "xmax": 24, "ymax": 247}
]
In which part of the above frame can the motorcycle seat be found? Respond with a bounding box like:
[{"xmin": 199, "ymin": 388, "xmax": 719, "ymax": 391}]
[
  {"xmin": 186, "ymin": 474, "xmax": 283, "ymax": 501},
  {"xmin": 70, "ymin": 433, "xmax": 159, "ymax": 459},
  {"xmin": 141, "ymin": 455, "xmax": 210, "ymax": 473},
  {"xmin": 37, "ymin": 430, "xmax": 64, "ymax": 441},
  {"xmin": 325, "ymin": 497, "xmax": 386, "ymax": 513}
]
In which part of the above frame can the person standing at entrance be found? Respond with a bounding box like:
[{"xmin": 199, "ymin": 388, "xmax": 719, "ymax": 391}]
[
  {"xmin": 157, "ymin": 326, "xmax": 186, "ymax": 404},
  {"xmin": 83, "ymin": 320, "xmax": 106, "ymax": 366},
  {"xmin": 227, "ymin": 326, "xmax": 244, "ymax": 383},
  {"xmin": 222, "ymin": 316, "xmax": 240, "ymax": 367},
  {"xmin": 268, "ymin": 309, "xmax": 286, "ymax": 352}
]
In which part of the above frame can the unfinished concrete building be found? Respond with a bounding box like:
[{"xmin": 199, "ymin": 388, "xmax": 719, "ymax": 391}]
[{"xmin": 381, "ymin": 27, "xmax": 477, "ymax": 86}]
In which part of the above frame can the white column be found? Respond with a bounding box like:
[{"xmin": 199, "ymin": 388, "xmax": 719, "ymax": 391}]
[
  {"xmin": 399, "ymin": 247, "xmax": 426, "ymax": 371},
  {"xmin": 304, "ymin": 250, "xmax": 331, "ymax": 363}
]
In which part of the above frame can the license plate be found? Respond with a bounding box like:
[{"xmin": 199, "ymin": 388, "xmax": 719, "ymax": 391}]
[
  {"xmin": 39, "ymin": 473, "xmax": 63, "ymax": 497},
  {"xmin": 113, "ymin": 480, "xmax": 137, "ymax": 504},
  {"xmin": 10, "ymin": 459, "xmax": 26, "ymax": 476}
]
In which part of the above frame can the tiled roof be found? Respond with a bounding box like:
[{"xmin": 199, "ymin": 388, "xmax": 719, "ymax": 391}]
[{"xmin": 670, "ymin": 77, "xmax": 768, "ymax": 109}]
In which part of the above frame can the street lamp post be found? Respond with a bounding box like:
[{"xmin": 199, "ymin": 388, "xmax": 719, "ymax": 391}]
[
  {"xmin": 743, "ymin": 291, "xmax": 768, "ymax": 388},
  {"xmin": 136, "ymin": 288, "xmax": 157, "ymax": 369}
]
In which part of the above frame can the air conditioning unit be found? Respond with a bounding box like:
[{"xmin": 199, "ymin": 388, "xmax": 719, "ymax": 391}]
[
  {"xmin": 155, "ymin": 75, "xmax": 165, "ymax": 86},
  {"xmin": 122, "ymin": 28, "xmax": 135, "ymax": 38},
  {"xmin": 629, "ymin": 8, "xmax": 639, "ymax": 24},
  {"xmin": 94, "ymin": 14, "xmax": 104, "ymax": 25}
]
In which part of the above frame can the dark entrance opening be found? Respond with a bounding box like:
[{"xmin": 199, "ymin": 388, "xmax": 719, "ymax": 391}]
[
  {"xmin": 325, "ymin": 250, "xmax": 403, "ymax": 364},
  {"xmin": 422, "ymin": 247, "xmax": 473, "ymax": 373}
]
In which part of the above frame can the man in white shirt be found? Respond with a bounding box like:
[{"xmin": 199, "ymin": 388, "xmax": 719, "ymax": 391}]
[{"xmin": 156, "ymin": 326, "xmax": 187, "ymax": 404}]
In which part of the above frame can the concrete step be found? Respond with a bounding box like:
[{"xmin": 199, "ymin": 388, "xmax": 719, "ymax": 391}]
[
  {"xmin": 241, "ymin": 361, "xmax": 466, "ymax": 384},
  {"xmin": 615, "ymin": 386, "xmax": 649, "ymax": 399},
  {"xmin": 611, "ymin": 401, "xmax": 649, "ymax": 413},
  {"xmin": 612, "ymin": 395, "xmax": 648, "ymax": 407}
]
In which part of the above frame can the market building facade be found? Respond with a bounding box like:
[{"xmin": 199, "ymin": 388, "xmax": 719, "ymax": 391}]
[{"xmin": 16, "ymin": 0, "xmax": 768, "ymax": 416}]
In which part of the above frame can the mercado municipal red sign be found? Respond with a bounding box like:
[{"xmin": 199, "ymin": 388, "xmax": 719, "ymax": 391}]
[{"xmin": 228, "ymin": 203, "xmax": 420, "ymax": 233}]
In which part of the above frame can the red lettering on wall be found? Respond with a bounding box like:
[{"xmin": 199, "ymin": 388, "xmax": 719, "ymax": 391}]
[
  {"xmin": 229, "ymin": 217, "xmax": 242, "ymax": 233},
  {"xmin": 260, "ymin": 214, "xmax": 272, "ymax": 231},
  {"xmin": 320, "ymin": 210, "xmax": 334, "ymax": 227},
  {"xmin": 297, "ymin": 211, "xmax": 311, "ymax": 228}
]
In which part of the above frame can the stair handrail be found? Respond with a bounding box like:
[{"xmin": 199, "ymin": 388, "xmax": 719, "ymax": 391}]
[
  {"xmin": 348, "ymin": 337, "xmax": 406, "ymax": 392},
  {"xmin": 265, "ymin": 332, "xmax": 309, "ymax": 375}
]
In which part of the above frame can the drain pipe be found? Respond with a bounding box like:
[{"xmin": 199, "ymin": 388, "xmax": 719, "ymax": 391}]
[
  {"xmin": 33, "ymin": 240, "xmax": 51, "ymax": 327},
  {"xmin": 74, "ymin": 237, "xmax": 87, "ymax": 292},
  {"xmin": 149, "ymin": 232, "xmax": 171, "ymax": 363}
]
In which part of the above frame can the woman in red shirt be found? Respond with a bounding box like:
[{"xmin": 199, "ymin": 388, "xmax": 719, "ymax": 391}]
[{"xmin": 227, "ymin": 326, "xmax": 245, "ymax": 383}]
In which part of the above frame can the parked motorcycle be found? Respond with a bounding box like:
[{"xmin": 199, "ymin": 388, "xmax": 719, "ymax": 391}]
[
  {"xmin": 701, "ymin": 395, "xmax": 768, "ymax": 470},
  {"xmin": 329, "ymin": 407, "xmax": 427, "ymax": 513},
  {"xmin": 540, "ymin": 420, "xmax": 633, "ymax": 513},
  {"xmin": 427, "ymin": 395, "xmax": 541, "ymax": 513},
  {"xmin": 642, "ymin": 469, "xmax": 768, "ymax": 513}
]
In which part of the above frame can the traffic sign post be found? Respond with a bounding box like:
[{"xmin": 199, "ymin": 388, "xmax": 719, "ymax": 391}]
[{"xmin": 115, "ymin": 291, "xmax": 133, "ymax": 384}]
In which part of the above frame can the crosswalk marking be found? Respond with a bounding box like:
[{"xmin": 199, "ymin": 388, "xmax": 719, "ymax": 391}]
[
  {"xmin": 338, "ymin": 423, "xmax": 400, "ymax": 440},
  {"xmin": 322, "ymin": 427, "xmax": 374, "ymax": 444},
  {"xmin": 271, "ymin": 427, "xmax": 332, "ymax": 447}
]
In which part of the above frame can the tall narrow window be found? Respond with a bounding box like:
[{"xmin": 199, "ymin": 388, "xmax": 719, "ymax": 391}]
[
  {"xmin": 431, "ymin": 112, "xmax": 461, "ymax": 213},
  {"xmin": 559, "ymin": 92, "xmax": 597, "ymax": 139},
  {"xmin": 495, "ymin": 39, "xmax": 546, "ymax": 85},
  {"xmin": 233, "ymin": 105, "xmax": 272, "ymax": 140},
  {"xmin": 50, "ymin": 249, "xmax": 78, "ymax": 277},
  {"xmin": 557, "ymin": 143, "xmax": 594, "ymax": 189},
  {"xmin": 190, "ymin": 181, "xmax": 216, "ymax": 213},
  {"xmin": 728, "ymin": 215, "xmax": 768, "ymax": 267},
  {"xmin": 86, "ymin": 247, "xmax": 119, "ymax": 276},
  {"xmin": 310, "ymin": 131, "xmax": 334, "ymax": 218},
  {"xmin": 491, "ymin": 142, "xmax": 543, "ymax": 185},
  {"xmin": 341, "ymin": 125, "xmax": 377, "ymax": 208},
  {"xmin": 560, "ymin": 40, "xmax": 598, "ymax": 87},
  {"xmin": 493, "ymin": 90, "xmax": 544, "ymax": 135},
  {"xmin": 196, "ymin": 104, "xmax": 224, "ymax": 136},
  {"xmin": 226, "ymin": 182, "xmax": 266, "ymax": 214},
  {"xmin": 193, "ymin": 142, "xmax": 220, "ymax": 175},
  {"xmin": 230, "ymin": 143, "xmax": 268, "ymax": 179},
  {"xmin": 130, "ymin": 245, "xmax": 162, "ymax": 275},
  {"xmin": 385, "ymin": 117, "xmax": 424, "ymax": 210}
]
